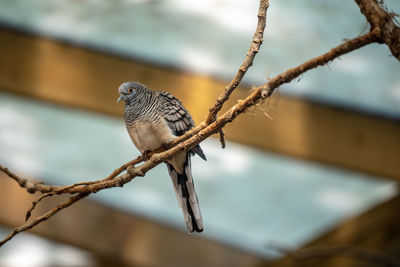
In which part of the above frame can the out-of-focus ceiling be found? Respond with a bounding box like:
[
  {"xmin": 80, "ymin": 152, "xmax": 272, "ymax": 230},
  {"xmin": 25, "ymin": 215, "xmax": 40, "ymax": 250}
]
[{"xmin": 0, "ymin": 0, "xmax": 399, "ymax": 116}]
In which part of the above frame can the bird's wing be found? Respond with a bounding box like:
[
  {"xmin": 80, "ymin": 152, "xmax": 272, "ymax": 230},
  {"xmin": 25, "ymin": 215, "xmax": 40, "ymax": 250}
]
[
  {"xmin": 157, "ymin": 91, "xmax": 206, "ymax": 160},
  {"xmin": 157, "ymin": 91, "xmax": 195, "ymax": 136}
]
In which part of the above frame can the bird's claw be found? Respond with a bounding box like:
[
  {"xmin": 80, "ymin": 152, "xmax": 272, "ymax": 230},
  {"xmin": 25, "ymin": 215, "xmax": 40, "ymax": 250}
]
[
  {"xmin": 162, "ymin": 143, "xmax": 171, "ymax": 151},
  {"xmin": 141, "ymin": 150, "xmax": 151, "ymax": 161}
]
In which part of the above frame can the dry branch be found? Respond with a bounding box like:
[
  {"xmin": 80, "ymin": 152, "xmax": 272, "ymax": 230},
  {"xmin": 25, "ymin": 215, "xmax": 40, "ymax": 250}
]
[
  {"xmin": 256, "ymin": 32, "xmax": 377, "ymax": 94},
  {"xmin": 206, "ymin": 0, "xmax": 269, "ymax": 125},
  {"xmin": 0, "ymin": 193, "xmax": 88, "ymax": 247},
  {"xmin": 355, "ymin": 0, "xmax": 400, "ymax": 59}
]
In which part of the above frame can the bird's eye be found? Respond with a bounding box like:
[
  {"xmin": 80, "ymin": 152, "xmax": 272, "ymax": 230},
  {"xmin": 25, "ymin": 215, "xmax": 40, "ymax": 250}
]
[{"xmin": 129, "ymin": 88, "xmax": 133, "ymax": 93}]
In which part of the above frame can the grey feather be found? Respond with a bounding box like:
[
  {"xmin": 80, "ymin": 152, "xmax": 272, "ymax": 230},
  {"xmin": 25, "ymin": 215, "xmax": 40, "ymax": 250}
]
[
  {"xmin": 157, "ymin": 91, "xmax": 207, "ymax": 160},
  {"xmin": 167, "ymin": 156, "xmax": 203, "ymax": 233},
  {"xmin": 157, "ymin": 91, "xmax": 194, "ymax": 136}
]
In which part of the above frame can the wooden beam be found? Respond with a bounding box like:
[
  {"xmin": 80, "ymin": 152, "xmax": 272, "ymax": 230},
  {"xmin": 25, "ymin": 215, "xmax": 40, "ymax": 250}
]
[
  {"xmin": 269, "ymin": 193, "xmax": 400, "ymax": 267},
  {"xmin": 0, "ymin": 172, "xmax": 265, "ymax": 267},
  {"xmin": 0, "ymin": 28, "xmax": 400, "ymax": 179}
]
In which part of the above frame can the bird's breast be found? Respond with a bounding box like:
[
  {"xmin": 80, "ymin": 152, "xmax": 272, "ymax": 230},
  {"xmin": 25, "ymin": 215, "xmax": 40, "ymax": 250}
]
[{"xmin": 127, "ymin": 120, "xmax": 175, "ymax": 153}]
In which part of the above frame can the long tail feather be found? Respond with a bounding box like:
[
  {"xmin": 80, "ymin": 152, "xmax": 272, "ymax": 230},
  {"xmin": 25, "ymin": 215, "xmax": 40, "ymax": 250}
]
[
  {"xmin": 191, "ymin": 144, "xmax": 207, "ymax": 161},
  {"xmin": 167, "ymin": 154, "xmax": 203, "ymax": 233}
]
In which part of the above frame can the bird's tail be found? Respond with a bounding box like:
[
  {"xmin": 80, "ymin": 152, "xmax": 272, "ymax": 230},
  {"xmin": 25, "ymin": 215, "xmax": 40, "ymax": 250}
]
[{"xmin": 167, "ymin": 154, "xmax": 203, "ymax": 233}]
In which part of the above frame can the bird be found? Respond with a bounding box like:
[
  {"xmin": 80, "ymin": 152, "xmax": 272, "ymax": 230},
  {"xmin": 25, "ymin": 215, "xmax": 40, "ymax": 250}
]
[{"xmin": 117, "ymin": 81, "xmax": 206, "ymax": 233}]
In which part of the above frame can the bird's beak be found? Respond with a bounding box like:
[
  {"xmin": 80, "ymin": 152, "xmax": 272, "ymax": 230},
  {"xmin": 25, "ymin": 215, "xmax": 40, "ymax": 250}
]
[{"xmin": 117, "ymin": 96, "xmax": 123, "ymax": 103}]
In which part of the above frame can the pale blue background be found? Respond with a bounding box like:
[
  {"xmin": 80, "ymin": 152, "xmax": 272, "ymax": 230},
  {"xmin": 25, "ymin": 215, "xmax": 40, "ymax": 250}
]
[{"xmin": 0, "ymin": 0, "xmax": 399, "ymax": 116}]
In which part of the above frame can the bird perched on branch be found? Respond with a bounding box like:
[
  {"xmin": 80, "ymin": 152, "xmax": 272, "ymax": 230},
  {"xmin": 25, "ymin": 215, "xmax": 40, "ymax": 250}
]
[{"xmin": 117, "ymin": 81, "xmax": 206, "ymax": 233}]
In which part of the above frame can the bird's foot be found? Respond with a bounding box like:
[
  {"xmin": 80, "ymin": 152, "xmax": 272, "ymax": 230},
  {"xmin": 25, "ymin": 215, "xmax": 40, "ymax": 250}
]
[
  {"xmin": 141, "ymin": 150, "xmax": 152, "ymax": 161},
  {"xmin": 162, "ymin": 143, "xmax": 171, "ymax": 151}
]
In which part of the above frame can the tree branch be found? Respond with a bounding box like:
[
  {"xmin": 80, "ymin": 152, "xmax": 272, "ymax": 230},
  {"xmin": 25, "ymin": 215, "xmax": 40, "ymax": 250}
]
[
  {"xmin": 256, "ymin": 32, "xmax": 377, "ymax": 94},
  {"xmin": 355, "ymin": 0, "xmax": 400, "ymax": 59},
  {"xmin": 206, "ymin": 0, "xmax": 269, "ymax": 124},
  {"xmin": 0, "ymin": 193, "xmax": 88, "ymax": 246}
]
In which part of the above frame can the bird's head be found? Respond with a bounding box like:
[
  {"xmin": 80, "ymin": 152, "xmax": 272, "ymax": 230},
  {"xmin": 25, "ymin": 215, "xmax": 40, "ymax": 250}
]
[{"xmin": 117, "ymin": 81, "xmax": 148, "ymax": 104}]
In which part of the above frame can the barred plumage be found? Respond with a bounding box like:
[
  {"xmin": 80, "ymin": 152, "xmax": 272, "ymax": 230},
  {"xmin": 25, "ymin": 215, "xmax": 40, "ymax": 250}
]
[{"xmin": 117, "ymin": 81, "xmax": 206, "ymax": 233}]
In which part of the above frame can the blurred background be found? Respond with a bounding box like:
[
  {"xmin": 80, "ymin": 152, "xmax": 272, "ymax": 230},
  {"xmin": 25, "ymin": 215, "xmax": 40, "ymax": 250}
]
[{"xmin": 0, "ymin": 0, "xmax": 400, "ymax": 266}]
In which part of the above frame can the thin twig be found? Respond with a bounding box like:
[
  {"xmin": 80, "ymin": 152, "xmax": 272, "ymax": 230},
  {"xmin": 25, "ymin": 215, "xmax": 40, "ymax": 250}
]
[
  {"xmin": 0, "ymin": 193, "xmax": 88, "ymax": 247},
  {"xmin": 206, "ymin": 0, "xmax": 269, "ymax": 125},
  {"xmin": 206, "ymin": 0, "xmax": 269, "ymax": 146},
  {"xmin": 0, "ymin": 156, "xmax": 144, "ymax": 195},
  {"xmin": 25, "ymin": 192, "xmax": 54, "ymax": 222},
  {"xmin": 256, "ymin": 32, "xmax": 377, "ymax": 94},
  {"xmin": 0, "ymin": 128, "xmax": 204, "ymax": 195}
]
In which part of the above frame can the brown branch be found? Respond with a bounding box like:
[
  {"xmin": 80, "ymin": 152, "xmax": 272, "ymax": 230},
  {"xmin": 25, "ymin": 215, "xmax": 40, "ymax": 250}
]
[
  {"xmin": 0, "ymin": 193, "xmax": 88, "ymax": 247},
  {"xmin": 355, "ymin": 0, "xmax": 400, "ymax": 59},
  {"xmin": 0, "ymin": 124, "xmax": 206, "ymax": 195},
  {"xmin": 256, "ymin": 32, "xmax": 377, "ymax": 94},
  {"xmin": 25, "ymin": 192, "xmax": 55, "ymax": 222},
  {"xmin": 0, "ymin": 155, "xmax": 146, "ymax": 195},
  {"xmin": 206, "ymin": 0, "xmax": 269, "ymax": 125}
]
